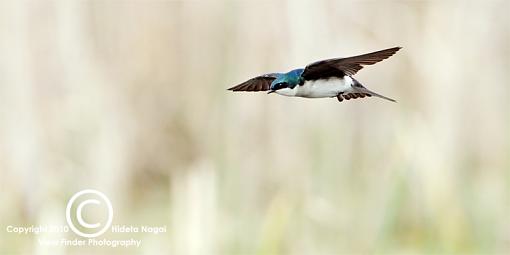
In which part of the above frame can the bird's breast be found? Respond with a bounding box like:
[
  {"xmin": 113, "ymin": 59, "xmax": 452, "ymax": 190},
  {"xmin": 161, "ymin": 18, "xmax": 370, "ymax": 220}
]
[{"xmin": 275, "ymin": 77, "xmax": 353, "ymax": 98}]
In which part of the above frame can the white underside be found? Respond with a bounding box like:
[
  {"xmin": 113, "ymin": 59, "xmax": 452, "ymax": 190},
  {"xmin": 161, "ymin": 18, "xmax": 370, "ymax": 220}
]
[{"xmin": 275, "ymin": 76, "xmax": 355, "ymax": 98}]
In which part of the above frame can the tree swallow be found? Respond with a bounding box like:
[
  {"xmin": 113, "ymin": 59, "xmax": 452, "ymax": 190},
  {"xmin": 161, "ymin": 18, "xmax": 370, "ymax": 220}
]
[{"xmin": 228, "ymin": 47, "xmax": 401, "ymax": 102}]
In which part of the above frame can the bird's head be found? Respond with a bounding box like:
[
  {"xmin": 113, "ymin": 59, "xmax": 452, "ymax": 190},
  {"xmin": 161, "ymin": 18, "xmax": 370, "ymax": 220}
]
[
  {"xmin": 269, "ymin": 69, "xmax": 304, "ymax": 93},
  {"xmin": 269, "ymin": 76, "xmax": 288, "ymax": 92}
]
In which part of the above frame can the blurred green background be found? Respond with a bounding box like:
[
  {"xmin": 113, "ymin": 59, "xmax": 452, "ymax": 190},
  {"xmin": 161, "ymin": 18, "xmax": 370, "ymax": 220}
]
[{"xmin": 0, "ymin": 0, "xmax": 509, "ymax": 254}]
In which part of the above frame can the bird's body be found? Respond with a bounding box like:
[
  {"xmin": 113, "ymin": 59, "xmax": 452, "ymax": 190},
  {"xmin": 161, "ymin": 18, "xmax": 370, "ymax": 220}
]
[
  {"xmin": 228, "ymin": 47, "xmax": 401, "ymax": 103},
  {"xmin": 275, "ymin": 72, "xmax": 353, "ymax": 98}
]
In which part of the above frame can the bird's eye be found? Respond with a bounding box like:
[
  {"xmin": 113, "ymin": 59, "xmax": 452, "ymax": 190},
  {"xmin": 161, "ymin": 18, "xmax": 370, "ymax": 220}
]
[{"xmin": 271, "ymin": 82, "xmax": 287, "ymax": 91}]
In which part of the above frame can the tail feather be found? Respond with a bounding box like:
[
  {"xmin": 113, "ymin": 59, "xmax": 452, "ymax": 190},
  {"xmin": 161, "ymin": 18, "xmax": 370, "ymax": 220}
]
[
  {"xmin": 355, "ymin": 87, "xmax": 396, "ymax": 102},
  {"xmin": 351, "ymin": 78, "xmax": 396, "ymax": 103}
]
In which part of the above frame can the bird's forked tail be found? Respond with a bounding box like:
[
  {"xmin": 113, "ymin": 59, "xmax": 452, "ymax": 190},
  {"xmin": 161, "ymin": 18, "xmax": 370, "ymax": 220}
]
[{"xmin": 352, "ymin": 78, "xmax": 396, "ymax": 103}]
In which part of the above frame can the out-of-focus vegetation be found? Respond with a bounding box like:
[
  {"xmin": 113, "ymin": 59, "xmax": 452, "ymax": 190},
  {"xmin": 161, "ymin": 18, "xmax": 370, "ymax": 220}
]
[{"xmin": 0, "ymin": 1, "xmax": 509, "ymax": 254}]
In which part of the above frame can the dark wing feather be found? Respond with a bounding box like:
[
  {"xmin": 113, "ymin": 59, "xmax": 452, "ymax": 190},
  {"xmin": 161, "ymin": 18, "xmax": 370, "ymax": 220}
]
[
  {"xmin": 227, "ymin": 73, "xmax": 278, "ymax": 92},
  {"xmin": 302, "ymin": 47, "xmax": 401, "ymax": 80}
]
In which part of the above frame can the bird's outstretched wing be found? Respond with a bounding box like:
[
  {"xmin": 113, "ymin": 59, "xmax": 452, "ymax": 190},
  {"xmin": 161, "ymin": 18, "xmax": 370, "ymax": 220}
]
[
  {"xmin": 301, "ymin": 47, "xmax": 401, "ymax": 80},
  {"xmin": 228, "ymin": 73, "xmax": 279, "ymax": 92}
]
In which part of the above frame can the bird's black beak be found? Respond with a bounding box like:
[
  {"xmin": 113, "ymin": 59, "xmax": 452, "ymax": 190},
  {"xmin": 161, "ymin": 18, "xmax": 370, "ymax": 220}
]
[{"xmin": 267, "ymin": 90, "xmax": 275, "ymax": 94}]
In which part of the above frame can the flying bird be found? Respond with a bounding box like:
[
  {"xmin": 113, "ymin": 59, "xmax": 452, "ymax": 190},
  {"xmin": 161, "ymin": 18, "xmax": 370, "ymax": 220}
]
[{"xmin": 228, "ymin": 47, "xmax": 401, "ymax": 102}]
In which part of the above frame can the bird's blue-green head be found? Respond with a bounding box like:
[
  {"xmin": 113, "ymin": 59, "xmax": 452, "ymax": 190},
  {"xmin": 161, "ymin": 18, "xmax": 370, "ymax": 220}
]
[{"xmin": 270, "ymin": 68, "xmax": 305, "ymax": 91}]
